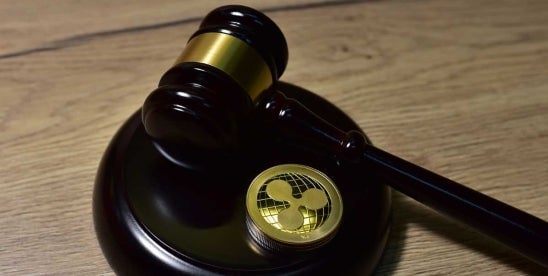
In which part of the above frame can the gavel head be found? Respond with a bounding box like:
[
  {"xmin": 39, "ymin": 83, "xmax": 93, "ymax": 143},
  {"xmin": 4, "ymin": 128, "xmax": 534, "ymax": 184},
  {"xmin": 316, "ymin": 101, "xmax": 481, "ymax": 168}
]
[{"xmin": 142, "ymin": 5, "xmax": 288, "ymax": 169}]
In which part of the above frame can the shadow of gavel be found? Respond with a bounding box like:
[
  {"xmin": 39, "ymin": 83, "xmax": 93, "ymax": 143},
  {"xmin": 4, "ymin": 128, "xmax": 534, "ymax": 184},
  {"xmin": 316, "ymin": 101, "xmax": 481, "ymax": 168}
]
[{"xmin": 141, "ymin": 5, "xmax": 548, "ymax": 266}]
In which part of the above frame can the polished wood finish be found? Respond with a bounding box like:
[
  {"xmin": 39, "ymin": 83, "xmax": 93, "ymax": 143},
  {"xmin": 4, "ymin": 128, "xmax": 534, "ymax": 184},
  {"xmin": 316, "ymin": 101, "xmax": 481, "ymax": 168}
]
[{"xmin": 1, "ymin": 0, "xmax": 547, "ymax": 274}]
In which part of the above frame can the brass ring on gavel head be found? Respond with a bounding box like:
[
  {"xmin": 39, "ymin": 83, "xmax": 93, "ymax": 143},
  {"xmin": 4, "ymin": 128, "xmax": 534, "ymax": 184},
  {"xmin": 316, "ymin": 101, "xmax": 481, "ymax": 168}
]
[
  {"xmin": 173, "ymin": 32, "xmax": 273, "ymax": 102},
  {"xmin": 141, "ymin": 5, "xmax": 288, "ymax": 171}
]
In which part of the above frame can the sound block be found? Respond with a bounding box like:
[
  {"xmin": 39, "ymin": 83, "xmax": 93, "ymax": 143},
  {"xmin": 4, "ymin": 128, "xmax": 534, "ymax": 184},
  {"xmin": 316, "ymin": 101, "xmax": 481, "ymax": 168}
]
[{"xmin": 93, "ymin": 82, "xmax": 391, "ymax": 275}]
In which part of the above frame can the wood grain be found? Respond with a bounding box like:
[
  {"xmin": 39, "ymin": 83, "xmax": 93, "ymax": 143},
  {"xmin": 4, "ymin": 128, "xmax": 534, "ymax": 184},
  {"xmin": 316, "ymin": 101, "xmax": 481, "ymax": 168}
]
[{"xmin": 1, "ymin": 0, "xmax": 547, "ymax": 274}]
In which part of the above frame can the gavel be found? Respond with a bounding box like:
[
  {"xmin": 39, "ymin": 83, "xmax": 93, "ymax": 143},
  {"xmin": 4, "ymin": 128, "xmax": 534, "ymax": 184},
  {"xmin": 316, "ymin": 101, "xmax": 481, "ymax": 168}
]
[{"xmin": 141, "ymin": 5, "xmax": 547, "ymax": 266}]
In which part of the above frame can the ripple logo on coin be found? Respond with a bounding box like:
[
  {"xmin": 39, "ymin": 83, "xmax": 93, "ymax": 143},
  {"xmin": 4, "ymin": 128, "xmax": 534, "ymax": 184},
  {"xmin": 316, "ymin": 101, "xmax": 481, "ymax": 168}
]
[{"xmin": 246, "ymin": 164, "xmax": 343, "ymax": 253}]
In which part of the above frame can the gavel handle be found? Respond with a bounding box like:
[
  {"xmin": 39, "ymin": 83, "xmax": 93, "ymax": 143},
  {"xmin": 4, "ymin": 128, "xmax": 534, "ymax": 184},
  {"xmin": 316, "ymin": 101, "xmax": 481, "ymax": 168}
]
[
  {"xmin": 362, "ymin": 144, "xmax": 548, "ymax": 266},
  {"xmin": 260, "ymin": 90, "xmax": 548, "ymax": 266}
]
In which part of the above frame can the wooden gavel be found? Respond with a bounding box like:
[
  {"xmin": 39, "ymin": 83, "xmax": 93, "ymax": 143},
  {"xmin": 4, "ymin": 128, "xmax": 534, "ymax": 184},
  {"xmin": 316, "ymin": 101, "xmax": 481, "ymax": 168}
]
[{"xmin": 141, "ymin": 5, "xmax": 548, "ymax": 266}]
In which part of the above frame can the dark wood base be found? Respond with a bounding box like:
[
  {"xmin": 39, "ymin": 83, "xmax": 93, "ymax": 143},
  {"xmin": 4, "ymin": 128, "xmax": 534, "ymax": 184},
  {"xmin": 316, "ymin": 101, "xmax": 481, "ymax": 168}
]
[{"xmin": 93, "ymin": 82, "xmax": 391, "ymax": 275}]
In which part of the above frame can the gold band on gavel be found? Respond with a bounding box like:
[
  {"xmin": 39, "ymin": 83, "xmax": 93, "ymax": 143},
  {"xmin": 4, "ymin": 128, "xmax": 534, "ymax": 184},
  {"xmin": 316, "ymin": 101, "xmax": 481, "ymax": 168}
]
[{"xmin": 173, "ymin": 32, "xmax": 273, "ymax": 102}]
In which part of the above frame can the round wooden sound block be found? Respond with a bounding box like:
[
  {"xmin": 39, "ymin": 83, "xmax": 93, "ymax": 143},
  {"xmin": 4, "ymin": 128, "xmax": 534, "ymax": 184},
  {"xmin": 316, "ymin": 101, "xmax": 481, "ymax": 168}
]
[{"xmin": 93, "ymin": 82, "xmax": 391, "ymax": 275}]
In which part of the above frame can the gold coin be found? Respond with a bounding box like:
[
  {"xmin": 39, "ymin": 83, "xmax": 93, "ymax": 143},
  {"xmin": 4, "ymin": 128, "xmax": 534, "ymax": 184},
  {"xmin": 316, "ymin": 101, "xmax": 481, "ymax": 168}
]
[{"xmin": 246, "ymin": 164, "xmax": 343, "ymax": 250}]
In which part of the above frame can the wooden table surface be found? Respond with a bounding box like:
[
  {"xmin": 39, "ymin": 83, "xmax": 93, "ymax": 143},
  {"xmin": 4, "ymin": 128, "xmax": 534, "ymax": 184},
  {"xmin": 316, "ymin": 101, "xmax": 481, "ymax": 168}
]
[{"xmin": 1, "ymin": 0, "xmax": 547, "ymax": 275}]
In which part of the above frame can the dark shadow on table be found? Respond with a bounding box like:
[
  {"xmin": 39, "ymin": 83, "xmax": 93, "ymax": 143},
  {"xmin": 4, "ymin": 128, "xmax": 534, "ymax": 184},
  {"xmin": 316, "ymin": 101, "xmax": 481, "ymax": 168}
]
[{"xmin": 374, "ymin": 191, "xmax": 547, "ymax": 275}]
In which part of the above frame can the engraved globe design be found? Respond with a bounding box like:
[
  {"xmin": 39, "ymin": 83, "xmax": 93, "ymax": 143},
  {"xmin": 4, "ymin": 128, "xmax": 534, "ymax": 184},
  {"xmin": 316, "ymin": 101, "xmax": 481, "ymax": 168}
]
[{"xmin": 257, "ymin": 172, "xmax": 332, "ymax": 234}]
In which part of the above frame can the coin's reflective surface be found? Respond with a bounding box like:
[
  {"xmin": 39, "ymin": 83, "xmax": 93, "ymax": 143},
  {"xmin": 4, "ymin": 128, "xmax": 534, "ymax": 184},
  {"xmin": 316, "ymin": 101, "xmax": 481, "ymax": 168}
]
[{"xmin": 246, "ymin": 164, "xmax": 343, "ymax": 252}]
